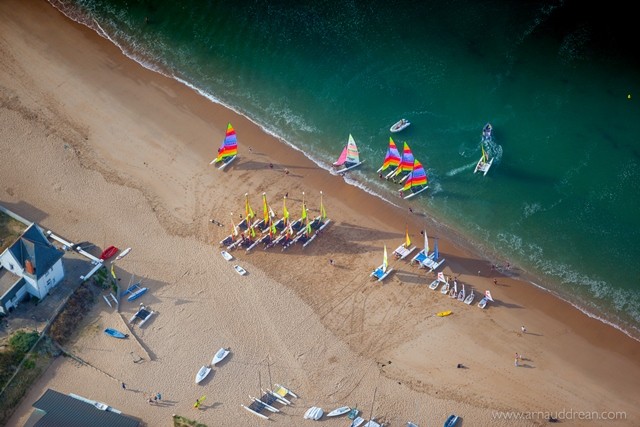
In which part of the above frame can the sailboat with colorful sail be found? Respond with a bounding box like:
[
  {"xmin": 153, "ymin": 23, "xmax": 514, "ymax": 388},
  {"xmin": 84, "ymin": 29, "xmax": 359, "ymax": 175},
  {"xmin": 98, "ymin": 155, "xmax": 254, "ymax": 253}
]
[
  {"xmin": 376, "ymin": 137, "xmax": 401, "ymax": 173},
  {"xmin": 332, "ymin": 134, "xmax": 364, "ymax": 174},
  {"xmin": 393, "ymin": 225, "xmax": 417, "ymax": 260},
  {"xmin": 400, "ymin": 159, "xmax": 429, "ymax": 199},
  {"xmin": 210, "ymin": 122, "xmax": 238, "ymax": 170},
  {"xmin": 371, "ymin": 244, "xmax": 393, "ymax": 282},
  {"xmin": 386, "ymin": 141, "xmax": 414, "ymax": 182}
]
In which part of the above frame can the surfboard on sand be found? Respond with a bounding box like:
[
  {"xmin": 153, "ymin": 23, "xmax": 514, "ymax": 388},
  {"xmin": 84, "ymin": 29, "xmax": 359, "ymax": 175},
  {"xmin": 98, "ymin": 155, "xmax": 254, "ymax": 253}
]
[{"xmin": 114, "ymin": 247, "xmax": 131, "ymax": 261}]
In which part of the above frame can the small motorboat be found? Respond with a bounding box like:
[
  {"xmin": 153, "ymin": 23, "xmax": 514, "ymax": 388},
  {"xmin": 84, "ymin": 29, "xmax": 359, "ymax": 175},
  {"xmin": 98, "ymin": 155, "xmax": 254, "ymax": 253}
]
[
  {"xmin": 482, "ymin": 122, "xmax": 493, "ymax": 141},
  {"xmin": 390, "ymin": 118, "xmax": 410, "ymax": 133},
  {"xmin": 211, "ymin": 347, "xmax": 230, "ymax": 365},
  {"xmin": 195, "ymin": 365, "xmax": 212, "ymax": 384},
  {"xmin": 104, "ymin": 328, "xmax": 128, "ymax": 339},
  {"xmin": 99, "ymin": 245, "xmax": 119, "ymax": 261},
  {"xmin": 234, "ymin": 265, "xmax": 247, "ymax": 275}
]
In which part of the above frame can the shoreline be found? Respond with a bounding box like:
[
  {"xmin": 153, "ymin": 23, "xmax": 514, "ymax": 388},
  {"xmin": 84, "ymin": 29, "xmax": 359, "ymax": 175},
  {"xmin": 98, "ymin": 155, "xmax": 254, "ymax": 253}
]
[
  {"xmin": 45, "ymin": 0, "xmax": 640, "ymax": 344},
  {"xmin": 2, "ymin": 1, "xmax": 640, "ymax": 426},
  {"xmin": 48, "ymin": 0, "xmax": 640, "ymax": 342}
]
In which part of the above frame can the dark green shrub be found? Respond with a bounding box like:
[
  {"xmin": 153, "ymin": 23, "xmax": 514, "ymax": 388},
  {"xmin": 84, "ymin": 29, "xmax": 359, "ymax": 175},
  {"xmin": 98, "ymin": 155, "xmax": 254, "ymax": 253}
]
[{"xmin": 8, "ymin": 331, "xmax": 39, "ymax": 355}]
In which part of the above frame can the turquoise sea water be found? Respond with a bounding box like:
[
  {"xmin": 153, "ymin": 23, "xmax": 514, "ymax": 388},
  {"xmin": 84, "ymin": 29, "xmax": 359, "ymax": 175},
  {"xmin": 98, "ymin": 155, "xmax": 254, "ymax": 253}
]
[{"xmin": 52, "ymin": 0, "xmax": 640, "ymax": 339}]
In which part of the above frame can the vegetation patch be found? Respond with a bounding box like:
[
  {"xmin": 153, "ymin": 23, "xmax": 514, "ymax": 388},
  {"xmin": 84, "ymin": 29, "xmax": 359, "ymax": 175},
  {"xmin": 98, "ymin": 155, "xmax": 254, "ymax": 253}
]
[
  {"xmin": 0, "ymin": 212, "xmax": 26, "ymax": 253},
  {"xmin": 173, "ymin": 414, "xmax": 208, "ymax": 427},
  {"xmin": 48, "ymin": 283, "xmax": 97, "ymax": 346}
]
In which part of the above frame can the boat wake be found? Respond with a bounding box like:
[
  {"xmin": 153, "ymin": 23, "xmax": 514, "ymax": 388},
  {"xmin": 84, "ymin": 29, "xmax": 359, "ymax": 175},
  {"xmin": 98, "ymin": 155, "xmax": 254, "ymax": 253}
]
[{"xmin": 446, "ymin": 161, "xmax": 477, "ymax": 177}]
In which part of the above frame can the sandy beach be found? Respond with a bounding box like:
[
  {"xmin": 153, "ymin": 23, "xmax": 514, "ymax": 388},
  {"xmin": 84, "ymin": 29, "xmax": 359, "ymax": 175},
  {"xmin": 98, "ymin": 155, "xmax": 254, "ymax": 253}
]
[{"xmin": 1, "ymin": 1, "xmax": 639, "ymax": 426}]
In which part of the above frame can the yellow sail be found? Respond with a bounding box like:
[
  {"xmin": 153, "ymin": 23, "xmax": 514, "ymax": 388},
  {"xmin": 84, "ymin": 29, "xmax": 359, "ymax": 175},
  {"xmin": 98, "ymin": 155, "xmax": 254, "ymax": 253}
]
[
  {"xmin": 245, "ymin": 193, "xmax": 255, "ymax": 220},
  {"xmin": 263, "ymin": 193, "xmax": 269, "ymax": 223},
  {"xmin": 383, "ymin": 244, "xmax": 388, "ymax": 271},
  {"xmin": 320, "ymin": 191, "xmax": 327, "ymax": 219},
  {"xmin": 405, "ymin": 225, "xmax": 411, "ymax": 248},
  {"xmin": 283, "ymin": 196, "xmax": 289, "ymax": 224}
]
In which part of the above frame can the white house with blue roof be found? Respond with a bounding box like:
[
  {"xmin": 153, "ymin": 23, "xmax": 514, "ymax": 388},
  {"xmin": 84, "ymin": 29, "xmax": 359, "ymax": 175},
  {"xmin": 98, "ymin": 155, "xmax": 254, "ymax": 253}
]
[{"xmin": 0, "ymin": 223, "xmax": 65, "ymax": 314}]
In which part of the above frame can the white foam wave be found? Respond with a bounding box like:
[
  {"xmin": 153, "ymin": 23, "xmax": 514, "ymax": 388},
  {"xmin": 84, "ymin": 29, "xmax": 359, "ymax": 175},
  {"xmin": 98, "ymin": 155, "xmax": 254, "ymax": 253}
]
[{"xmin": 446, "ymin": 161, "xmax": 477, "ymax": 177}]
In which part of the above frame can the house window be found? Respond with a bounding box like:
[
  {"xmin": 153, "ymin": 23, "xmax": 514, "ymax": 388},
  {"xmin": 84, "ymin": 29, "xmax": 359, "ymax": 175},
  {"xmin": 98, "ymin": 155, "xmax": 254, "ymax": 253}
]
[
  {"xmin": 9, "ymin": 263, "xmax": 14, "ymax": 271},
  {"xmin": 46, "ymin": 278, "xmax": 53, "ymax": 288}
]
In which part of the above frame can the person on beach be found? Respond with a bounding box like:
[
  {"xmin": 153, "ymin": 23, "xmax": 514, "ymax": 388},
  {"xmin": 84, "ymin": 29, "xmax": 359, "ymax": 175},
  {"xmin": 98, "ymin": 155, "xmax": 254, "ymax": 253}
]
[
  {"xmin": 156, "ymin": 392, "xmax": 162, "ymax": 401},
  {"xmin": 521, "ymin": 325, "xmax": 527, "ymax": 334},
  {"xmin": 121, "ymin": 382, "xmax": 126, "ymax": 390},
  {"xmin": 329, "ymin": 259, "xmax": 335, "ymax": 266},
  {"xmin": 493, "ymin": 279, "xmax": 498, "ymax": 286},
  {"xmin": 515, "ymin": 357, "xmax": 519, "ymax": 367}
]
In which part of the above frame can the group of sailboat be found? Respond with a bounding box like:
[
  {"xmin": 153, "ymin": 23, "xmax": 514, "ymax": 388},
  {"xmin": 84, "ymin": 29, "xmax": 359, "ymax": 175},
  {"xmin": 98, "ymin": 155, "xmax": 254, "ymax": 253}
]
[
  {"xmin": 377, "ymin": 138, "xmax": 429, "ymax": 199},
  {"xmin": 219, "ymin": 192, "xmax": 330, "ymax": 252}
]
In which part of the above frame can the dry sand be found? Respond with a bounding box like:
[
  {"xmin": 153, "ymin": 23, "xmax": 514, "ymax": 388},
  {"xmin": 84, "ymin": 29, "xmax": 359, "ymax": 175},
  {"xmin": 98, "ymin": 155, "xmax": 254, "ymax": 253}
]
[{"xmin": 1, "ymin": 1, "xmax": 639, "ymax": 426}]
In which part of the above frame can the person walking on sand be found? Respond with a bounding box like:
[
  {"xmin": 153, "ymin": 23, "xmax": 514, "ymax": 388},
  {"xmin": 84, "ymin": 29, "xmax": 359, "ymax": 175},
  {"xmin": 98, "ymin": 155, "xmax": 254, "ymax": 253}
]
[
  {"xmin": 121, "ymin": 382, "xmax": 126, "ymax": 390},
  {"xmin": 521, "ymin": 325, "xmax": 527, "ymax": 334},
  {"xmin": 515, "ymin": 357, "xmax": 519, "ymax": 367},
  {"xmin": 156, "ymin": 392, "xmax": 162, "ymax": 401}
]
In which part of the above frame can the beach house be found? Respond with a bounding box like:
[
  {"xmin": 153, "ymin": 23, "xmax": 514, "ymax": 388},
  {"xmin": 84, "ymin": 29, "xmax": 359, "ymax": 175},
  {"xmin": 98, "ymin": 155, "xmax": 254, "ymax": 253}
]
[
  {"xmin": 25, "ymin": 389, "xmax": 140, "ymax": 427},
  {"xmin": 0, "ymin": 223, "xmax": 65, "ymax": 314}
]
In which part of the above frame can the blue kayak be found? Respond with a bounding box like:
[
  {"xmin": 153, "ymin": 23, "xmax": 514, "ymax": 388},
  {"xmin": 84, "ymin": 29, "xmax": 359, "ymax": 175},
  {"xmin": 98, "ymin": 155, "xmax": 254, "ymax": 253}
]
[{"xmin": 104, "ymin": 328, "xmax": 128, "ymax": 339}]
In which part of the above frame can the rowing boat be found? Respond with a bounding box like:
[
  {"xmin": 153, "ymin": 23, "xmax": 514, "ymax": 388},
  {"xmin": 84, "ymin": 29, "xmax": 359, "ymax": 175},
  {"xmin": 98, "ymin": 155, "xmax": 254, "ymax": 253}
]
[
  {"xmin": 104, "ymin": 328, "xmax": 127, "ymax": 339},
  {"xmin": 99, "ymin": 246, "xmax": 118, "ymax": 261}
]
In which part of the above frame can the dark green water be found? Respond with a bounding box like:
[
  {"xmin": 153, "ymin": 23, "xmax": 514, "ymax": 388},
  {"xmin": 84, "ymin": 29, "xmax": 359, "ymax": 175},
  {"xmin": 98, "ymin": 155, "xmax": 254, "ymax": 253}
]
[{"xmin": 53, "ymin": 0, "xmax": 640, "ymax": 339}]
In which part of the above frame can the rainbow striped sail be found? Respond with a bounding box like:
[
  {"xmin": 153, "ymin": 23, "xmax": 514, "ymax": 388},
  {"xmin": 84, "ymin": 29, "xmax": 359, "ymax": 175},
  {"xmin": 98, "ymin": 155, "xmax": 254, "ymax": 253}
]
[
  {"xmin": 377, "ymin": 137, "xmax": 401, "ymax": 173},
  {"xmin": 401, "ymin": 159, "xmax": 429, "ymax": 199},
  {"xmin": 211, "ymin": 123, "xmax": 238, "ymax": 167},
  {"xmin": 392, "ymin": 142, "xmax": 415, "ymax": 178}
]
